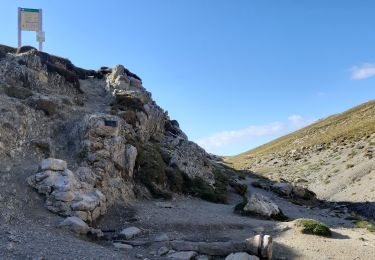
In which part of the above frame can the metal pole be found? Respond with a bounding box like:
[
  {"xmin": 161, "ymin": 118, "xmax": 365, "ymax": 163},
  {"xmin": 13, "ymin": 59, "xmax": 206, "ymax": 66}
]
[
  {"xmin": 18, "ymin": 7, "xmax": 21, "ymax": 48},
  {"xmin": 39, "ymin": 9, "xmax": 43, "ymax": 52}
]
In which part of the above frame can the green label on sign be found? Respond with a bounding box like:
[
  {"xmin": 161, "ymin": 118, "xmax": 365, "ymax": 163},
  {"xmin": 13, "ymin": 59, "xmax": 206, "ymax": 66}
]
[{"xmin": 21, "ymin": 8, "xmax": 39, "ymax": 13}]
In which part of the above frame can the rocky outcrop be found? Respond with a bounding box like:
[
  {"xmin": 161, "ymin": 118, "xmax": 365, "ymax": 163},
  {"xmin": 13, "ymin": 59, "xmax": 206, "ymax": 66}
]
[
  {"xmin": 0, "ymin": 45, "xmax": 219, "ymax": 222},
  {"xmin": 27, "ymin": 158, "xmax": 107, "ymax": 222}
]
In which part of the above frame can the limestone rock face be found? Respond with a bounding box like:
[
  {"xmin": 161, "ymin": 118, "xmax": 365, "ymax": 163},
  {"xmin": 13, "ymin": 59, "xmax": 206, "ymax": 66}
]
[
  {"xmin": 105, "ymin": 63, "xmax": 216, "ymax": 186},
  {"xmin": 243, "ymin": 193, "xmax": 281, "ymax": 219},
  {"xmin": 0, "ymin": 46, "xmax": 217, "ymax": 223}
]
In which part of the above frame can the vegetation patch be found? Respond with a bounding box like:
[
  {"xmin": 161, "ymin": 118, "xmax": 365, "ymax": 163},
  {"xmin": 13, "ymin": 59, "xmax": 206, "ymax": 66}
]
[
  {"xmin": 136, "ymin": 142, "xmax": 229, "ymax": 203},
  {"xmin": 225, "ymin": 100, "xmax": 375, "ymax": 170},
  {"xmin": 234, "ymin": 197, "xmax": 248, "ymax": 213},
  {"xmin": 135, "ymin": 142, "xmax": 172, "ymax": 199},
  {"xmin": 4, "ymin": 85, "xmax": 33, "ymax": 100},
  {"xmin": 295, "ymin": 218, "xmax": 332, "ymax": 237},
  {"xmin": 355, "ymin": 220, "xmax": 375, "ymax": 233}
]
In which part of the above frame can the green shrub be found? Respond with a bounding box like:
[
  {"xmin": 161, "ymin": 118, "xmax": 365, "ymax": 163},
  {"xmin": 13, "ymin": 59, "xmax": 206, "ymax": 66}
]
[
  {"xmin": 136, "ymin": 142, "xmax": 171, "ymax": 199},
  {"xmin": 356, "ymin": 220, "xmax": 375, "ymax": 233},
  {"xmin": 78, "ymin": 148, "xmax": 88, "ymax": 159},
  {"xmin": 295, "ymin": 218, "xmax": 332, "ymax": 237},
  {"xmin": 4, "ymin": 85, "xmax": 33, "ymax": 99},
  {"xmin": 234, "ymin": 197, "xmax": 248, "ymax": 213}
]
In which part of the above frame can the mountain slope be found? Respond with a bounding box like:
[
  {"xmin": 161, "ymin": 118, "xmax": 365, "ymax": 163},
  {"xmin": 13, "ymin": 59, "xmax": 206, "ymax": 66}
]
[{"xmin": 226, "ymin": 100, "xmax": 375, "ymax": 206}]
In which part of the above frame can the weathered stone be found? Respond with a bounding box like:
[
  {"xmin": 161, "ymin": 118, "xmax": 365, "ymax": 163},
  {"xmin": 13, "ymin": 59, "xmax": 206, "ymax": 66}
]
[
  {"xmin": 88, "ymin": 114, "xmax": 120, "ymax": 137},
  {"xmin": 124, "ymin": 144, "xmax": 137, "ymax": 177},
  {"xmin": 154, "ymin": 233, "xmax": 170, "ymax": 242},
  {"xmin": 40, "ymin": 158, "xmax": 67, "ymax": 171},
  {"xmin": 168, "ymin": 251, "xmax": 197, "ymax": 260},
  {"xmin": 91, "ymin": 207, "xmax": 101, "ymax": 220},
  {"xmin": 292, "ymin": 186, "xmax": 316, "ymax": 200},
  {"xmin": 113, "ymin": 243, "xmax": 133, "ymax": 250},
  {"xmin": 89, "ymin": 228, "xmax": 104, "ymax": 238},
  {"xmin": 272, "ymin": 182, "xmax": 293, "ymax": 197},
  {"xmin": 243, "ymin": 193, "xmax": 281, "ymax": 218},
  {"xmin": 52, "ymin": 191, "xmax": 75, "ymax": 202},
  {"xmin": 119, "ymin": 226, "xmax": 142, "ymax": 239},
  {"xmin": 71, "ymin": 192, "xmax": 100, "ymax": 211},
  {"xmin": 58, "ymin": 216, "xmax": 89, "ymax": 234},
  {"xmin": 225, "ymin": 252, "xmax": 259, "ymax": 260},
  {"xmin": 158, "ymin": 246, "xmax": 170, "ymax": 256},
  {"xmin": 72, "ymin": 211, "xmax": 88, "ymax": 221}
]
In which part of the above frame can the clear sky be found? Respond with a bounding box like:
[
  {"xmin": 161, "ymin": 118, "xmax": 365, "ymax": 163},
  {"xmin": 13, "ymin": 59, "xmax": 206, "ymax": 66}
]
[{"xmin": 1, "ymin": 1, "xmax": 374, "ymax": 155}]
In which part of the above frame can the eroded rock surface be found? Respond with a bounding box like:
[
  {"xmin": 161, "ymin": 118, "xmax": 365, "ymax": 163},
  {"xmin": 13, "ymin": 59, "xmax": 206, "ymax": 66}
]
[{"xmin": 0, "ymin": 46, "xmax": 217, "ymax": 222}]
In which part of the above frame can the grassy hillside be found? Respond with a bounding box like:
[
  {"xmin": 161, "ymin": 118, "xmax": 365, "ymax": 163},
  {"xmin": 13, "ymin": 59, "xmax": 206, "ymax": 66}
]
[{"xmin": 227, "ymin": 100, "xmax": 375, "ymax": 169}]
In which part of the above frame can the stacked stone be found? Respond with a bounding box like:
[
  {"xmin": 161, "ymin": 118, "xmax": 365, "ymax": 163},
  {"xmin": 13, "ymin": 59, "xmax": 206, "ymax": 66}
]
[{"xmin": 27, "ymin": 158, "xmax": 107, "ymax": 223}]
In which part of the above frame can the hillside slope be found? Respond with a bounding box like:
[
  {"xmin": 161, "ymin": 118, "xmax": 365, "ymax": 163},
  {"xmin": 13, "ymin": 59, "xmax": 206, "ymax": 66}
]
[{"xmin": 226, "ymin": 100, "xmax": 375, "ymax": 206}]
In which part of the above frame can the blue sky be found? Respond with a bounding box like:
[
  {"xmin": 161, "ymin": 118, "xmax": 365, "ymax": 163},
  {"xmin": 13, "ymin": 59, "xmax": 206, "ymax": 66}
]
[{"xmin": 1, "ymin": 1, "xmax": 374, "ymax": 155}]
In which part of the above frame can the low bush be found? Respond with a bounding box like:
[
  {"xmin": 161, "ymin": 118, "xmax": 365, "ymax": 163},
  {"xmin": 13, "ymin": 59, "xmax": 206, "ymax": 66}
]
[
  {"xmin": 295, "ymin": 218, "xmax": 332, "ymax": 237},
  {"xmin": 355, "ymin": 220, "xmax": 375, "ymax": 233}
]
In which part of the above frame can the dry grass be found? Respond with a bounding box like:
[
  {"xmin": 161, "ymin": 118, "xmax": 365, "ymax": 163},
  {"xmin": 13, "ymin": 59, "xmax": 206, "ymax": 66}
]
[{"xmin": 226, "ymin": 100, "xmax": 375, "ymax": 169}]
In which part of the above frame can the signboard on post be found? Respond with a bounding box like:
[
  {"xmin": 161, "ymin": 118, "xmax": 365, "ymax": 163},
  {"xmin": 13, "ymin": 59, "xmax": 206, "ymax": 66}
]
[{"xmin": 18, "ymin": 7, "xmax": 45, "ymax": 51}]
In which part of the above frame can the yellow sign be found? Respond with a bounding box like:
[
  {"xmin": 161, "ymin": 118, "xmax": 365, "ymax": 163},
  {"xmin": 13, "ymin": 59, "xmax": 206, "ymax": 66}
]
[{"xmin": 20, "ymin": 8, "xmax": 40, "ymax": 31}]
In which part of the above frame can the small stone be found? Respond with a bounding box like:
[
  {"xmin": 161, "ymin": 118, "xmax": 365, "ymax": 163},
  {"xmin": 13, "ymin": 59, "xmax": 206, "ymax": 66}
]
[
  {"xmin": 158, "ymin": 246, "xmax": 170, "ymax": 256},
  {"xmin": 40, "ymin": 158, "xmax": 67, "ymax": 171},
  {"xmin": 113, "ymin": 243, "xmax": 133, "ymax": 250},
  {"xmin": 58, "ymin": 216, "xmax": 89, "ymax": 234},
  {"xmin": 225, "ymin": 252, "xmax": 260, "ymax": 260},
  {"xmin": 119, "ymin": 226, "xmax": 142, "ymax": 239},
  {"xmin": 154, "ymin": 233, "xmax": 170, "ymax": 242},
  {"xmin": 89, "ymin": 228, "xmax": 104, "ymax": 238},
  {"xmin": 167, "ymin": 251, "xmax": 198, "ymax": 260},
  {"xmin": 156, "ymin": 201, "xmax": 174, "ymax": 208},
  {"xmin": 196, "ymin": 255, "xmax": 210, "ymax": 260}
]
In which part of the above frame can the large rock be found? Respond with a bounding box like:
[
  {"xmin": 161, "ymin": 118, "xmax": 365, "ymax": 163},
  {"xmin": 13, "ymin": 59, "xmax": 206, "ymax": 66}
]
[
  {"xmin": 243, "ymin": 193, "xmax": 281, "ymax": 219},
  {"xmin": 58, "ymin": 216, "xmax": 89, "ymax": 234},
  {"xmin": 225, "ymin": 252, "xmax": 259, "ymax": 260}
]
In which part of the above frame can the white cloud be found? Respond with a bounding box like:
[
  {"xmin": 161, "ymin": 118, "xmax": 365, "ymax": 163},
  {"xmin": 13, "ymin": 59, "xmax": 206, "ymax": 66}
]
[
  {"xmin": 196, "ymin": 122, "xmax": 284, "ymax": 150},
  {"xmin": 351, "ymin": 63, "xmax": 375, "ymax": 80},
  {"xmin": 195, "ymin": 115, "xmax": 315, "ymax": 154},
  {"xmin": 288, "ymin": 115, "xmax": 308, "ymax": 128}
]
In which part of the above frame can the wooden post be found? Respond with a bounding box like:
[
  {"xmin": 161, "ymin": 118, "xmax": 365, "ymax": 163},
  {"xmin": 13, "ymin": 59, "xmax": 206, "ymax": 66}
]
[
  {"xmin": 18, "ymin": 7, "xmax": 21, "ymax": 48},
  {"xmin": 38, "ymin": 9, "xmax": 43, "ymax": 51}
]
